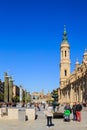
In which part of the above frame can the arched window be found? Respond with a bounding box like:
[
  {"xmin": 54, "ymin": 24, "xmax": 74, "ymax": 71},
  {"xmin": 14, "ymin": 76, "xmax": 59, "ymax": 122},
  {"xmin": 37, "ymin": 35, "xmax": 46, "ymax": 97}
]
[
  {"xmin": 65, "ymin": 50, "xmax": 67, "ymax": 57},
  {"xmin": 64, "ymin": 70, "xmax": 67, "ymax": 76},
  {"xmin": 62, "ymin": 51, "xmax": 63, "ymax": 57}
]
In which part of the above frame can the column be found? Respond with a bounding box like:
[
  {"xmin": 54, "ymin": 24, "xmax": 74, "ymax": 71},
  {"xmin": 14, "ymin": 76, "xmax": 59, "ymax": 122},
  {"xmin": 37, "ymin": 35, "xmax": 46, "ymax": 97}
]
[
  {"xmin": 78, "ymin": 85, "xmax": 81, "ymax": 102},
  {"xmin": 66, "ymin": 90, "xmax": 68, "ymax": 103},
  {"xmin": 20, "ymin": 86, "xmax": 23, "ymax": 102},
  {"xmin": 4, "ymin": 72, "xmax": 9, "ymax": 103},
  {"xmin": 80, "ymin": 88, "xmax": 83, "ymax": 103},
  {"xmin": 70, "ymin": 84, "xmax": 74, "ymax": 104},
  {"xmin": 9, "ymin": 76, "xmax": 13, "ymax": 103},
  {"xmin": 60, "ymin": 90, "xmax": 63, "ymax": 104},
  {"xmin": 76, "ymin": 87, "xmax": 79, "ymax": 102},
  {"xmin": 25, "ymin": 90, "xmax": 27, "ymax": 104}
]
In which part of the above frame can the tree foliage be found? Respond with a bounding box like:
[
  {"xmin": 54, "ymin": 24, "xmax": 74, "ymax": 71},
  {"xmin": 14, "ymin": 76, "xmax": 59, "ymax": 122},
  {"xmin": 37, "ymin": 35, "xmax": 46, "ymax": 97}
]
[
  {"xmin": 12, "ymin": 96, "xmax": 20, "ymax": 103},
  {"xmin": 0, "ymin": 93, "xmax": 4, "ymax": 101},
  {"xmin": 51, "ymin": 88, "xmax": 58, "ymax": 102}
]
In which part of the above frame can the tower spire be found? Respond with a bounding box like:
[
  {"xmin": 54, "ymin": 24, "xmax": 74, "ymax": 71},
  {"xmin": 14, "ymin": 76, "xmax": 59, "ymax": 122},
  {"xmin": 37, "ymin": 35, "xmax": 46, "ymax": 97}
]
[
  {"xmin": 60, "ymin": 26, "xmax": 70, "ymax": 88},
  {"xmin": 84, "ymin": 48, "xmax": 87, "ymax": 53},
  {"xmin": 63, "ymin": 25, "xmax": 67, "ymax": 41}
]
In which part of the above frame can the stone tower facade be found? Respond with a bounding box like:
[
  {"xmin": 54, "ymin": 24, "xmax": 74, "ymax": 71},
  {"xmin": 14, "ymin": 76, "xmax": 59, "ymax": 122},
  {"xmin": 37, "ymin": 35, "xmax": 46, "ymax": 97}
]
[
  {"xmin": 83, "ymin": 49, "xmax": 87, "ymax": 65},
  {"xmin": 60, "ymin": 26, "xmax": 71, "ymax": 89},
  {"xmin": 58, "ymin": 27, "xmax": 87, "ymax": 105}
]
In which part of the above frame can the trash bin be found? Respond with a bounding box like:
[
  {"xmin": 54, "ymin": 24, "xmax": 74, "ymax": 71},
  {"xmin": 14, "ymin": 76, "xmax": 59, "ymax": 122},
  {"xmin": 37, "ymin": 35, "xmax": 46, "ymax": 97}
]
[
  {"xmin": 1, "ymin": 104, "xmax": 8, "ymax": 116},
  {"xmin": 18, "ymin": 108, "xmax": 26, "ymax": 121}
]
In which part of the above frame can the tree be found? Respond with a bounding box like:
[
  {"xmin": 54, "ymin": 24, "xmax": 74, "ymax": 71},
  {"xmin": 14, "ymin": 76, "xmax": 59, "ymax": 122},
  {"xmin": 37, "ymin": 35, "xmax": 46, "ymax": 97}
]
[
  {"xmin": 51, "ymin": 88, "xmax": 58, "ymax": 102},
  {"xmin": 51, "ymin": 88, "xmax": 58, "ymax": 112},
  {"xmin": 12, "ymin": 96, "xmax": 20, "ymax": 103},
  {"xmin": 0, "ymin": 92, "xmax": 4, "ymax": 102}
]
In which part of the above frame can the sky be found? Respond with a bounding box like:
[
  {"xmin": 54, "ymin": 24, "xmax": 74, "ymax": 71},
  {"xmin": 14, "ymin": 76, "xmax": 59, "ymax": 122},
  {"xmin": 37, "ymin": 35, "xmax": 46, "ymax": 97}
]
[{"xmin": 0, "ymin": 0, "xmax": 87, "ymax": 94}]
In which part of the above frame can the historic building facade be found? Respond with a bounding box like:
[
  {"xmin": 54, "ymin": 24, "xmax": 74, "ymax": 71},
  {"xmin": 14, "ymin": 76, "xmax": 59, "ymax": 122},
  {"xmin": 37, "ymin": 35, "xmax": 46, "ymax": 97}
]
[
  {"xmin": 31, "ymin": 91, "xmax": 52, "ymax": 103},
  {"xmin": 58, "ymin": 26, "xmax": 87, "ymax": 105}
]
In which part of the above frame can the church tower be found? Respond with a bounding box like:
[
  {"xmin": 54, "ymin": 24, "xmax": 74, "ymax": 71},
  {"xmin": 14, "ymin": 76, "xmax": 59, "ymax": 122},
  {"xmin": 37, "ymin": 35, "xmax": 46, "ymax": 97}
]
[
  {"xmin": 83, "ymin": 49, "xmax": 87, "ymax": 65},
  {"xmin": 60, "ymin": 26, "xmax": 71, "ymax": 89}
]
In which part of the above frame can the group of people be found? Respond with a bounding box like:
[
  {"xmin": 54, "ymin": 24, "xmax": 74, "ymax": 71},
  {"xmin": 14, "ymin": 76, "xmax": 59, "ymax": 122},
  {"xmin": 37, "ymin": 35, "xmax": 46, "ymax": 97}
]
[
  {"xmin": 72, "ymin": 102, "xmax": 82, "ymax": 121},
  {"xmin": 64, "ymin": 102, "xmax": 82, "ymax": 122},
  {"xmin": 44, "ymin": 101, "xmax": 82, "ymax": 128}
]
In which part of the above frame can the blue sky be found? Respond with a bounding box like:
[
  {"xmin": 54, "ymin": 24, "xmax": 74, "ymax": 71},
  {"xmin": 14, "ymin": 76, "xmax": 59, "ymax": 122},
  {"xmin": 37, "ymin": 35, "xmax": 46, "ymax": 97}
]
[{"xmin": 0, "ymin": 0, "xmax": 87, "ymax": 94}]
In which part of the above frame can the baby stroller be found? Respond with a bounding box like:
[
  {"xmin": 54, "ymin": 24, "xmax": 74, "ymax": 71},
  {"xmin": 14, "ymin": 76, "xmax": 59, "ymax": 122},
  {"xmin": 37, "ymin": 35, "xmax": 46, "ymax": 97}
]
[{"xmin": 64, "ymin": 109, "xmax": 70, "ymax": 121}]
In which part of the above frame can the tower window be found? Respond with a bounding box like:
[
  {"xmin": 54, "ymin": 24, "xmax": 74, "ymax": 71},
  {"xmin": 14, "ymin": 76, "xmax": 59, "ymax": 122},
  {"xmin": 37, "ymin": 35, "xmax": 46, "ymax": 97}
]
[
  {"xmin": 68, "ymin": 51, "xmax": 69, "ymax": 56},
  {"xmin": 65, "ymin": 51, "xmax": 67, "ymax": 57},
  {"xmin": 64, "ymin": 70, "xmax": 67, "ymax": 76},
  {"xmin": 62, "ymin": 51, "xmax": 63, "ymax": 57}
]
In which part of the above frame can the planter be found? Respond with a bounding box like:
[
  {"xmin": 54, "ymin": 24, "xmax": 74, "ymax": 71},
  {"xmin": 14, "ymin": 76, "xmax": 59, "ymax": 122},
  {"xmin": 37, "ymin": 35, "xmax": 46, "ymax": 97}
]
[{"xmin": 53, "ymin": 112, "xmax": 64, "ymax": 118}]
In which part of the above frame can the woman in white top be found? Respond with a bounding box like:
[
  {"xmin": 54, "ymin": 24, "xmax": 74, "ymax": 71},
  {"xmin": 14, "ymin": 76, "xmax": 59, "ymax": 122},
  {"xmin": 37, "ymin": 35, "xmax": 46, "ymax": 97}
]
[{"xmin": 44, "ymin": 103, "xmax": 54, "ymax": 128}]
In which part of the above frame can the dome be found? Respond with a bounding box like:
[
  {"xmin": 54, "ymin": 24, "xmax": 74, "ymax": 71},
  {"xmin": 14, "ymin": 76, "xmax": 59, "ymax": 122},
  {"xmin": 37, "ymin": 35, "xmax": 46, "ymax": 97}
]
[
  {"xmin": 83, "ymin": 49, "xmax": 87, "ymax": 56},
  {"xmin": 61, "ymin": 25, "xmax": 70, "ymax": 48},
  {"xmin": 75, "ymin": 59, "xmax": 79, "ymax": 65},
  {"xmin": 61, "ymin": 41, "xmax": 70, "ymax": 48}
]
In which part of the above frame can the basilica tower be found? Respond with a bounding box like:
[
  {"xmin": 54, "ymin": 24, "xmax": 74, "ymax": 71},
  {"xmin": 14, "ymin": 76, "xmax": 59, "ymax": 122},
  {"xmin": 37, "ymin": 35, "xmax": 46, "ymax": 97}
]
[
  {"xmin": 83, "ymin": 49, "xmax": 87, "ymax": 65},
  {"xmin": 60, "ymin": 26, "xmax": 71, "ymax": 89}
]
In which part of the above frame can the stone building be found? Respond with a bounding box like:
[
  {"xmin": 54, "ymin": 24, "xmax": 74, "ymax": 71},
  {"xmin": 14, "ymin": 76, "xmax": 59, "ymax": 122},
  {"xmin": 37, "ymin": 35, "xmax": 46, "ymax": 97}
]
[
  {"xmin": 13, "ymin": 85, "xmax": 20, "ymax": 98},
  {"xmin": 58, "ymin": 26, "xmax": 87, "ymax": 105},
  {"xmin": 31, "ymin": 91, "xmax": 52, "ymax": 103}
]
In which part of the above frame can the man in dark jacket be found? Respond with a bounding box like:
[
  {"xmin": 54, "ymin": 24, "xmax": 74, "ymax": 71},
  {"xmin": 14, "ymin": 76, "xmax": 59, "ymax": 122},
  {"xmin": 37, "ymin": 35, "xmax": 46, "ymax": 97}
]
[
  {"xmin": 72, "ymin": 102, "xmax": 77, "ymax": 121},
  {"xmin": 76, "ymin": 102, "xmax": 82, "ymax": 121}
]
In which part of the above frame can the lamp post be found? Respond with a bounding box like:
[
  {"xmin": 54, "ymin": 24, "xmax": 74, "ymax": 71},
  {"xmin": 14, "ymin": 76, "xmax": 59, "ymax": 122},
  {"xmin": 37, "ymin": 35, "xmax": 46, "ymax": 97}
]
[{"xmin": 19, "ymin": 86, "xmax": 23, "ymax": 103}]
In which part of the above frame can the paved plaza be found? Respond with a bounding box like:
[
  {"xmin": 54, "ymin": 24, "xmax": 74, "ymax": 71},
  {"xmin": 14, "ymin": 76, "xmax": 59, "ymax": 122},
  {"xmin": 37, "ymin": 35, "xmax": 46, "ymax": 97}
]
[{"xmin": 0, "ymin": 107, "xmax": 87, "ymax": 130}]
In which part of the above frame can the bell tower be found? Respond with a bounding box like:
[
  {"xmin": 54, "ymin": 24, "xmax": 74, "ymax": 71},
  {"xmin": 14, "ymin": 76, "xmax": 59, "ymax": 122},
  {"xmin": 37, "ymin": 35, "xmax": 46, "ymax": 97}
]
[
  {"xmin": 83, "ymin": 49, "xmax": 87, "ymax": 65},
  {"xmin": 60, "ymin": 25, "xmax": 71, "ymax": 89}
]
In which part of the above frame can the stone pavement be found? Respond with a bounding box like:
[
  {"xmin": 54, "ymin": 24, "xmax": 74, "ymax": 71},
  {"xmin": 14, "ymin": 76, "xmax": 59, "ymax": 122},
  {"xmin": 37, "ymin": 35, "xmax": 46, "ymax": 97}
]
[{"xmin": 0, "ymin": 107, "xmax": 87, "ymax": 130}]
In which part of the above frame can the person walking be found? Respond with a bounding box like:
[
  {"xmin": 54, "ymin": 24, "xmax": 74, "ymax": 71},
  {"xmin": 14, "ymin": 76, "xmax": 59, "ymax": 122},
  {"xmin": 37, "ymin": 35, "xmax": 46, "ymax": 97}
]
[
  {"xmin": 76, "ymin": 102, "xmax": 82, "ymax": 122},
  {"xmin": 44, "ymin": 103, "xmax": 54, "ymax": 128},
  {"xmin": 72, "ymin": 102, "xmax": 77, "ymax": 121}
]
